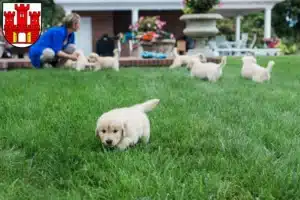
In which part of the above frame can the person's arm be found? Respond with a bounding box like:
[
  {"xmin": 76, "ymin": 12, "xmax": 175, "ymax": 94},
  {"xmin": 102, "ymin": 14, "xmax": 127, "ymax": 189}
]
[
  {"xmin": 51, "ymin": 31, "xmax": 64, "ymax": 56},
  {"xmin": 67, "ymin": 33, "xmax": 79, "ymax": 58},
  {"xmin": 69, "ymin": 33, "xmax": 75, "ymax": 44},
  {"xmin": 56, "ymin": 50, "xmax": 73, "ymax": 59},
  {"xmin": 51, "ymin": 31, "xmax": 77, "ymax": 60}
]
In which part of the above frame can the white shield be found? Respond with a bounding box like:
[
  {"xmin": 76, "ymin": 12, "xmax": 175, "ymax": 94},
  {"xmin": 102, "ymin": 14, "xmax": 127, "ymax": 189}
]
[{"xmin": 2, "ymin": 3, "xmax": 42, "ymax": 48}]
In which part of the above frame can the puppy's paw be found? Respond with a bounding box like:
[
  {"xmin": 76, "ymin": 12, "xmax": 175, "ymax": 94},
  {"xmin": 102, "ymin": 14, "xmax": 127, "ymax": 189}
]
[
  {"xmin": 43, "ymin": 63, "xmax": 53, "ymax": 68},
  {"xmin": 140, "ymin": 136, "xmax": 149, "ymax": 144},
  {"xmin": 169, "ymin": 64, "xmax": 179, "ymax": 69},
  {"xmin": 208, "ymin": 77, "xmax": 218, "ymax": 82},
  {"xmin": 117, "ymin": 137, "xmax": 133, "ymax": 151},
  {"xmin": 117, "ymin": 143, "xmax": 129, "ymax": 151}
]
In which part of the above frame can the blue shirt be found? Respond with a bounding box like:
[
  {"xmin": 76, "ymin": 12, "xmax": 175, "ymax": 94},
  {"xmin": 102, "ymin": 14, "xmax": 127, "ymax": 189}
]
[{"xmin": 29, "ymin": 25, "xmax": 75, "ymax": 68}]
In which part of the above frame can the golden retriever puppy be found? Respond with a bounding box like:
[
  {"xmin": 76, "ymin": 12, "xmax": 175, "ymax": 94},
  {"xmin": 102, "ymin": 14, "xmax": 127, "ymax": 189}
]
[
  {"xmin": 87, "ymin": 49, "xmax": 120, "ymax": 71},
  {"xmin": 188, "ymin": 56, "xmax": 227, "ymax": 82},
  {"xmin": 241, "ymin": 56, "xmax": 275, "ymax": 83},
  {"xmin": 169, "ymin": 47, "xmax": 207, "ymax": 69},
  {"xmin": 95, "ymin": 99, "xmax": 160, "ymax": 150},
  {"xmin": 241, "ymin": 55, "xmax": 257, "ymax": 79},
  {"xmin": 64, "ymin": 49, "xmax": 95, "ymax": 71},
  {"xmin": 252, "ymin": 60, "xmax": 275, "ymax": 83}
]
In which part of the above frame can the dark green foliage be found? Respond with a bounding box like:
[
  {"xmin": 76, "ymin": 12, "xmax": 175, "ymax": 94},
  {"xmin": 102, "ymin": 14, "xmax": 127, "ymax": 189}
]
[
  {"xmin": 241, "ymin": 12, "xmax": 265, "ymax": 47},
  {"xmin": 217, "ymin": 13, "xmax": 265, "ymax": 47},
  {"xmin": 272, "ymin": 0, "xmax": 300, "ymax": 42},
  {"xmin": 183, "ymin": 0, "xmax": 220, "ymax": 14}
]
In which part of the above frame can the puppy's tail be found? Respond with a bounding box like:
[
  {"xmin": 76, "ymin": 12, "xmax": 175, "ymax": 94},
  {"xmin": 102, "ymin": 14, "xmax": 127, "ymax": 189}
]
[
  {"xmin": 75, "ymin": 49, "xmax": 84, "ymax": 56},
  {"xmin": 266, "ymin": 60, "xmax": 275, "ymax": 72},
  {"xmin": 196, "ymin": 53, "xmax": 207, "ymax": 62},
  {"xmin": 219, "ymin": 56, "xmax": 227, "ymax": 69},
  {"xmin": 131, "ymin": 99, "xmax": 160, "ymax": 113},
  {"xmin": 173, "ymin": 47, "xmax": 179, "ymax": 57},
  {"xmin": 113, "ymin": 49, "xmax": 119, "ymax": 58}
]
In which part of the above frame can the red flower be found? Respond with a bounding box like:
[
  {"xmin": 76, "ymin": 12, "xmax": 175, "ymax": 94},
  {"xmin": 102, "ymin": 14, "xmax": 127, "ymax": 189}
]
[{"xmin": 263, "ymin": 37, "xmax": 280, "ymax": 48}]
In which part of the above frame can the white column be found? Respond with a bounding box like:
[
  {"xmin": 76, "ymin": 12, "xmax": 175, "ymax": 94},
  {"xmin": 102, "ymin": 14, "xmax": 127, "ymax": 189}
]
[
  {"xmin": 264, "ymin": 8, "xmax": 272, "ymax": 38},
  {"xmin": 235, "ymin": 15, "xmax": 241, "ymax": 42},
  {"xmin": 131, "ymin": 9, "xmax": 139, "ymax": 25}
]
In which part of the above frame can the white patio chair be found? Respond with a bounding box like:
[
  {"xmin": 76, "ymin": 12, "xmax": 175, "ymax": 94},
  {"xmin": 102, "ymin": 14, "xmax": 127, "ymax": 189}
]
[
  {"xmin": 235, "ymin": 33, "xmax": 257, "ymax": 56},
  {"xmin": 230, "ymin": 33, "xmax": 250, "ymax": 56},
  {"xmin": 239, "ymin": 33, "xmax": 248, "ymax": 48},
  {"xmin": 215, "ymin": 35, "xmax": 231, "ymax": 48},
  {"xmin": 215, "ymin": 35, "xmax": 232, "ymax": 56},
  {"xmin": 249, "ymin": 33, "xmax": 257, "ymax": 49},
  {"xmin": 207, "ymin": 40, "xmax": 220, "ymax": 56}
]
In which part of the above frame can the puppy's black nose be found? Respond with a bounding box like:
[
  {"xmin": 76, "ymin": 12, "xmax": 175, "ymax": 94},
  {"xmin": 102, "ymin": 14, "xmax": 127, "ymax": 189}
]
[{"xmin": 106, "ymin": 139, "xmax": 113, "ymax": 145}]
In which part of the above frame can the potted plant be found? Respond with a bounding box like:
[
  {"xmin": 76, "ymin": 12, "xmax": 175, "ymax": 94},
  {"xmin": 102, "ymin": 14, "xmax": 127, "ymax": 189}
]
[
  {"xmin": 180, "ymin": 0, "xmax": 223, "ymax": 57},
  {"xmin": 129, "ymin": 16, "xmax": 176, "ymax": 57}
]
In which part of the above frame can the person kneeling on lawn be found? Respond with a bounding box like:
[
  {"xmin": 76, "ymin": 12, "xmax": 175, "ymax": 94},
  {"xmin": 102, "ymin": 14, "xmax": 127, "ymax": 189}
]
[{"xmin": 29, "ymin": 13, "xmax": 81, "ymax": 68}]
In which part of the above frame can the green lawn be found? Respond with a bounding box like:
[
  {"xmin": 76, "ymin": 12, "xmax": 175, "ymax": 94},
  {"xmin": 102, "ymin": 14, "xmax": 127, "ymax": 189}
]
[{"xmin": 1, "ymin": 56, "xmax": 300, "ymax": 200}]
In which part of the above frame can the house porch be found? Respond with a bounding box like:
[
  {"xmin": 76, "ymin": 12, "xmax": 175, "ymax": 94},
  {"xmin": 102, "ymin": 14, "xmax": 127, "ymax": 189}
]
[{"xmin": 74, "ymin": 10, "xmax": 184, "ymax": 56}]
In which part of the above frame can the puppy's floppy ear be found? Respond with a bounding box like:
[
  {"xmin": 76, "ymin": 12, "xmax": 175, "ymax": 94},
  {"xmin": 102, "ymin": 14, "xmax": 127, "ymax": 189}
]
[
  {"xmin": 121, "ymin": 122, "xmax": 127, "ymax": 137},
  {"xmin": 199, "ymin": 54, "xmax": 206, "ymax": 62},
  {"xmin": 95, "ymin": 128, "xmax": 99, "ymax": 137},
  {"xmin": 95, "ymin": 118, "xmax": 100, "ymax": 137}
]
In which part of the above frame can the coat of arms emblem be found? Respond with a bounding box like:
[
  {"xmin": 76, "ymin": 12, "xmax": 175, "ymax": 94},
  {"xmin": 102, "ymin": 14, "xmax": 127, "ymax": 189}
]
[{"xmin": 2, "ymin": 3, "xmax": 42, "ymax": 48}]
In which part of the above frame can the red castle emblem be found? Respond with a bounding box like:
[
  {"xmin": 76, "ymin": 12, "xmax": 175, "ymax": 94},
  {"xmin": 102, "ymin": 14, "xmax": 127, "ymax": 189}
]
[{"xmin": 2, "ymin": 3, "xmax": 42, "ymax": 48}]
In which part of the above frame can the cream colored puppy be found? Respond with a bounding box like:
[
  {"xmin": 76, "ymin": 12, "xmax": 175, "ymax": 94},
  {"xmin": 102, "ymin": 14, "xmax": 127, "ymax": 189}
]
[
  {"xmin": 95, "ymin": 99, "xmax": 160, "ymax": 150},
  {"xmin": 241, "ymin": 55, "xmax": 257, "ymax": 79},
  {"xmin": 252, "ymin": 60, "xmax": 275, "ymax": 83},
  {"xmin": 88, "ymin": 49, "xmax": 120, "ymax": 71},
  {"xmin": 65, "ymin": 49, "xmax": 95, "ymax": 71},
  {"xmin": 241, "ymin": 56, "xmax": 275, "ymax": 83},
  {"xmin": 169, "ymin": 47, "xmax": 207, "ymax": 69},
  {"xmin": 187, "ymin": 56, "xmax": 227, "ymax": 82}
]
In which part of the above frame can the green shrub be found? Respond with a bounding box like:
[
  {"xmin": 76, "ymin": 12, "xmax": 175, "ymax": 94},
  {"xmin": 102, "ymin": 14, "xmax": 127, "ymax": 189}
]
[
  {"xmin": 279, "ymin": 42, "xmax": 297, "ymax": 55},
  {"xmin": 183, "ymin": 0, "xmax": 220, "ymax": 14}
]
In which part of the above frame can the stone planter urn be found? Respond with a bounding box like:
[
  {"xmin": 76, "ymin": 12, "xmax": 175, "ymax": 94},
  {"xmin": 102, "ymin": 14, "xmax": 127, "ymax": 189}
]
[
  {"xmin": 139, "ymin": 39, "xmax": 176, "ymax": 58},
  {"xmin": 180, "ymin": 13, "xmax": 223, "ymax": 57}
]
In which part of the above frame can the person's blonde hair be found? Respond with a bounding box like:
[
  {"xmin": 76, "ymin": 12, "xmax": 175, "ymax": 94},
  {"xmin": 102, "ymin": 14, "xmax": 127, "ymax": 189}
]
[{"xmin": 62, "ymin": 13, "xmax": 80, "ymax": 28}]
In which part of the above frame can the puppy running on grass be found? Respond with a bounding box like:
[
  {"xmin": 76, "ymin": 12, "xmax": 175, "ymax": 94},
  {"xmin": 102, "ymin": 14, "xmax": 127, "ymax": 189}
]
[
  {"xmin": 87, "ymin": 49, "xmax": 120, "ymax": 71},
  {"xmin": 187, "ymin": 56, "xmax": 227, "ymax": 82},
  {"xmin": 64, "ymin": 49, "xmax": 95, "ymax": 71},
  {"xmin": 241, "ymin": 56, "xmax": 275, "ymax": 83},
  {"xmin": 169, "ymin": 47, "xmax": 207, "ymax": 69},
  {"xmin": 95, "ymin": 99, "xmax": 160, "ymax": 150}
]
